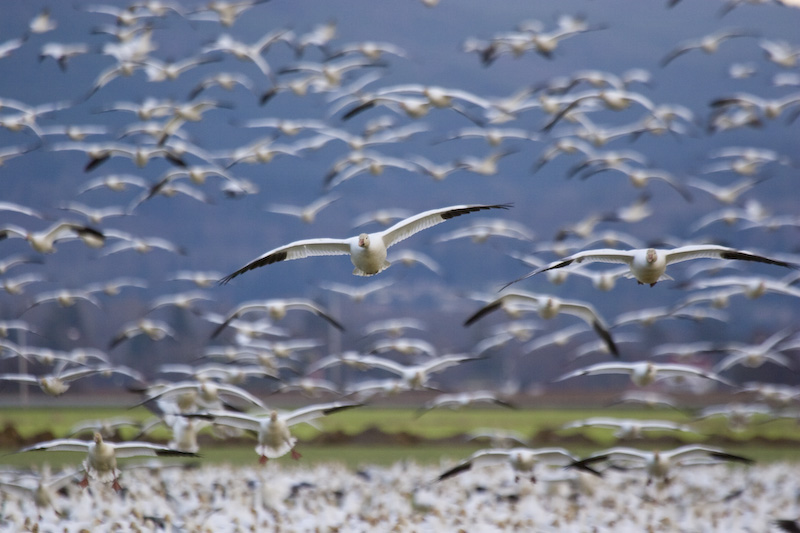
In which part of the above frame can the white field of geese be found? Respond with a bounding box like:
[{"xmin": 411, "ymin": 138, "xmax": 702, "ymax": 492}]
[{"xmin": 0, "ymin": 0, "xmax": 799, "ymax": 531}]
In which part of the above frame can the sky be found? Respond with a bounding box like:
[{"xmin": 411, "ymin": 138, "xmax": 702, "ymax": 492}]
[{"xmin": 0, "ymin": 0, "xmax": 798, "ymax": 397}]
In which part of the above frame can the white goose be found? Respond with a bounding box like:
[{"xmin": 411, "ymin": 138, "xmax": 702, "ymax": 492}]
[
  {"xmin": 567, "ymin": 444, "xmax": 753, "ymax": 485},
  {"xmin": 220, "ymin": 203, "xmax": 510, "ymax": 282},
  {"xmin": 464, "ymin": 290, "xmax": 618, "ymax": 357},
  {"xmin": 200, "ymin": 402, "xmax": 360, "ymax": 463},
  {"xmin": 555, "ymin": 360, "xmax": 734, "ymax": 388},
  {"xmin": 436, "ymin": 447, "xmax": 597, "ymax": 483},
  {"xmin": 506, "ymin": 244, "xmax": 794, "ymax": 288},
  {"xmin": 17, "ymin": 433, "xmax": 197, "ymax": 491}
]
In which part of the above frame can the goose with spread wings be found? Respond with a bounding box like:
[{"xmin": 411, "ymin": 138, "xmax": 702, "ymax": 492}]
[
  {"xmin": 505, "ymin": 244, "xmax": 795, "ymax": 288},
  {"xmin": 220, "ymin": 203, "xmax": 511, "ymax": 283},
  {"xmin": 198, "ymin": 401, "xmax": 361, "ymax": 463},
  {"xmin": 17, "ymin": 433, "xmax": 197, "ymax": 491},
  {"xmin": 464, "ymin": 290, "xmax": 619, "ymax": 357}
]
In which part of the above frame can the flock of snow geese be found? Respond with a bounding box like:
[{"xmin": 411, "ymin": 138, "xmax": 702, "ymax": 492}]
[{"xmin": 1, "ymin": 0, "xmax": 800, "ymax": 530}]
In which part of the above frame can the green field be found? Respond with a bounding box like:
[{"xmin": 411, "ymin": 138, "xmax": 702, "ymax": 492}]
[{"xmin": 2, "ymin": 405, "xmax": 798, "ymax": 470}]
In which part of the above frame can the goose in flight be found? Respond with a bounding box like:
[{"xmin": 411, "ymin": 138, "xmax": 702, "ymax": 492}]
[
  {"xmin": 566, "ymin": 444, "xmax": 753, "ymax": 485},
  {"xmin": 436, "ymin": 447, "xmax": 600, "ymax": 483},
  {"xmin": 464, "ymin": 290, "xmax": 618, "ymax": 357},
  {"xmin": 209, "ymin": 297, "xmax": 344, "ymax": 338},
  {"xmin": 198, "ymin": 401, "xmax": 361, "ymax": 463},
  {"xmin": 555, "ymin": 360, "xmax": 734, "ymax": 388},
  {"xmin": 17, "ymin": 433, "xmax": 197, "ymax": 491},
  {"xmin": 505, "ymin": 244, "xmax": 795, "ymax": 288},
  {"xmin": 220, "ymin": 203, "xmax": 511, "ymax": 283}
]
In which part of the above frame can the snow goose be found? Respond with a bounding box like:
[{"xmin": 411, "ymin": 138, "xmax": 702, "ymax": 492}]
[
  {"xmin": 659, "ymin": 28, "xmax": 757, "ymax": 67},
  {"xmin": 505, "ymin": 244, "xmax": 795, "ymax": 288},
  {"xmin": 189, "ymin": 71, "xmax": 255, "ymax": 99},
  {"xmin": 200, "ymin": 401, "xmax": 361, "ymax": 463},
  {"xmin": 0, "ymin": 365, "xmax": 143, "ymax": 396},
  {"xmin": 199, "ymin": 30, "xmax": 292, "ymax": 78},
  {"xmin": 0, "ymin": 221, "xmax": 105, "ymax": 253},
  {"xmin": 220, "ymin": 203, "xmax": 511, "ymax": 282},
  {"xmin": 554, "ymin": 360, "xmax": 734, "ymax": 388},
  {"xmin": 265, "ymin": 194, "xmax": 341, "ymax": 224},
  {"xmin": 319, "ymin": 278, "xmax": 394, "ymax": 303},
  {"xmin": 684, "ymin": 273, "xmax": 800, "ymax": 300},
  {"xmin": 314, "ymin": 353, "xmax": 484, "ymax": 390},
  {"xmin": 3, "ymin": 273, "xmax": 44, "ymax": 296},
  {"xmin": 77, "ymin": 173, "xmax": 149, "ymax": 194},
  {"xmin": 23, "ymin": 288, "xmax": 102, "ymax": 313},
  {"xmin": 362, "ymin": 317, "xmax": 427, "ymax": 338},
  {"xmin": 567, "ymin": 444, "xmax": 753, "ymax": 485},
  {"xmin": 135, "ymin": 378, "xmax": 266, "ymax": 413},
  {"xmin": 710, "ymin": 91, "xmax": 800, "ymax": 121},
  {"xmin": 145, "ymin": 290, "xmax": 212, "ymax": 314},
  {"xmin": 58, "ymin": 201, "xmax": 129, "ymax": 224},
  {"xmin": 712, "ymin": 327, "xmax": 797, "ymax": 373},
  {"xmin": 109, "ymin": 318, "xmax": 176, "ymax": 349},
  {"xmin": 759, "ymin": 39, "xmax": 800, "ymax": 68},
  {"xmin": 169, "ymin": 269, "xmax": 227, "ymax": 288},
  {"xmin": 686, "ymin": 176, "xmax": 763, "ymax": 205},
  {"xmin": 17, "ymin": 433, "xmax": 197, "ymax": 491},
  {"xmin": 210, "ymin": 297, "xmax": 344, "ymax": 338},
  {"xmin": 436, "ymin": 447, "xmax": 599, "ymax": 483},
  {"xmin": 464, "ymin": 290, "xmax": 618, "ymax": 357},
  {"xmin": 368, "ymin": 337, "xmax": 437, "ymax": 358},
  {"xmin": 561, "ymin": 417, "xmax": 697, "ymax": 440},
  {"xmin": 416, "ymin": 391, "xmax": 515, "ymax": 417}
]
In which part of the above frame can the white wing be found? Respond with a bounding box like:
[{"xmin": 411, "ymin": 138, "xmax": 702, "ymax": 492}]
[
  {"xmin": 379, "ymin": 204, "xmax": 511, "ymax": 249},
  {"xmin": 221, "ymin": 237, "xmax": 353, "ymax": 283}
]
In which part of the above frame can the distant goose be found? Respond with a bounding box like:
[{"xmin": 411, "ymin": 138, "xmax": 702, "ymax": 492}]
[
  {"xmin": 220, "ymin": 203, "xmax": 511, "ymax": 283},
  {"xmin": 416, "ymin": 390, "xmax": 515, "ymax": 417},
  {"xmin": 0, "ymin": 221, "xmax": 105, "ymax": 253},
  {"xmin": 209, "ymin": 297, "xmax": 344, "ymax": 338},
  {"xmin": 436, "ymin": 447, "xmax": 599, "ymax": 483},
  {"xmin": 555, "ymin": 360, "xmax": 734, "ymax": 388},
  {"xmin": 561, "ymin": 417, "xmax": 697, "ymax": 439},
  {"xmin": 198, "ymin": 401, "xmax": 361, "ymax": 463},
  {"xmin": 464, "ymin": 290, "xmax": 618, "ymax": 357},
  {"xmin": 566, "ymin": 444, "xmax": 753, "ymax": 485},
  {"xmin": 505, "ymin": 244, "xmax": 795, "ymax": 288}
]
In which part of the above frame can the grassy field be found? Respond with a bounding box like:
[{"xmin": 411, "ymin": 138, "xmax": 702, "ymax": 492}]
[{"xmin": 1, "ymin": 405, "xmax": 798, "ymax": 470}]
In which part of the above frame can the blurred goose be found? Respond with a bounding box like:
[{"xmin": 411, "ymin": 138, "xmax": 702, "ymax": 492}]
[
  {"xmin": 437, "ymin": 447, "xmax": 597, "ymax": 483},
  {"xmin": 507, "ymin": 244, "xmax": 794, "ymax": 288},
  {"xmin": 555, "ymin": 360, "xmax": 734, "ymax": 388},
  {"xmin": 200, "ymin": 401, "xmax": 361, "ymax": 463},
  {"xmin": 265, "ymin": 194, "xmax": 341, "ymax": 224},
  {"xmin": 416, "ymin": 390, "xmax": 515, "ymax": 417},
  {"xmin": 561, "ymin": 417, "xmax": 697, "ymax": 439},
  {"xmin": 210, "ymin": 297, "xmax": 344, "ymax": 338},
  {"xmin": 109, "ymin": 318, "xmax": 176, "ymax": 349},
  {"xmin": 0, "ymin": 365, "xmax": 143, "ymax": 396},
  {"xmin": 660, "ymin": 28, "xmax": 757, "ymax": 67},
  {"xmin": 220, "ymin": 203, "xmax": 510, "ymax": 282},
  {"xmin": 17, "ymin": 433, "xmax": 197, "ymax": 491},
  {"xmin": 567, "ymin": 444, "xmax": 753, "ymax": 485},
  {"xmin": 465, "ymin": 290, "xmax": 618, "ymax": 357},
  {"xmin": 0, "ymin": 221, "xmax": 104, "ymax": 253}
]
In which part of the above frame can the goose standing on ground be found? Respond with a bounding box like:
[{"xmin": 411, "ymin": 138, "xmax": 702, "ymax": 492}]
[
  {"xmin": 220, "ymin": 203, "xmax": 511, "ymax": 283},
  {"xmin": 505, "ymin": 244, "xmax": 795, "ymax": 288},
  {"xmin": 17, "ymin": 433, "xmax": 197, "ymax": 491}
]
